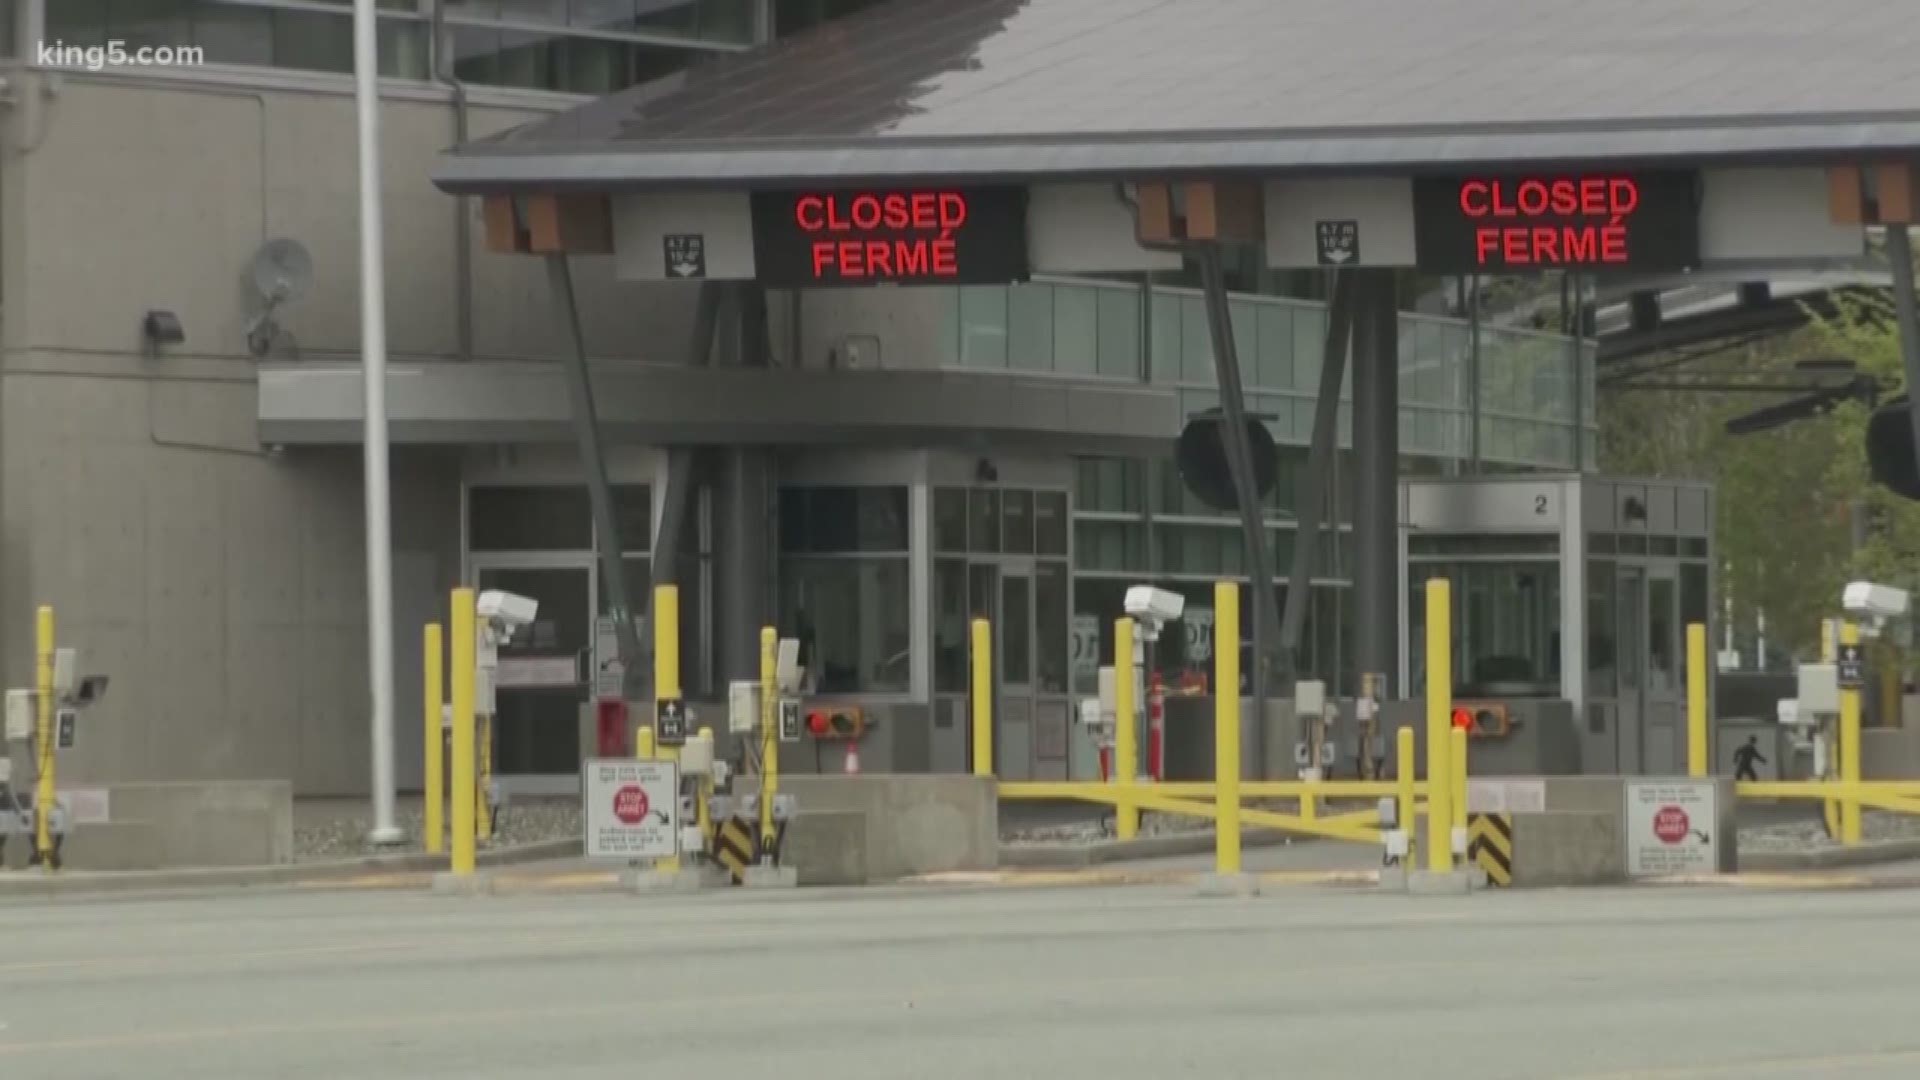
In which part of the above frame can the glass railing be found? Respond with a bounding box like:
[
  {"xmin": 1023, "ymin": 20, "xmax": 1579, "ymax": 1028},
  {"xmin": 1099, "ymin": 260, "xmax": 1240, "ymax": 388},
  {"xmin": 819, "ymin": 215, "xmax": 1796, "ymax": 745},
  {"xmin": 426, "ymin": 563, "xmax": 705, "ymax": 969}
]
[{"xmin": 934, "ymin": 276, "xmax": 1594, "ymax": 471}]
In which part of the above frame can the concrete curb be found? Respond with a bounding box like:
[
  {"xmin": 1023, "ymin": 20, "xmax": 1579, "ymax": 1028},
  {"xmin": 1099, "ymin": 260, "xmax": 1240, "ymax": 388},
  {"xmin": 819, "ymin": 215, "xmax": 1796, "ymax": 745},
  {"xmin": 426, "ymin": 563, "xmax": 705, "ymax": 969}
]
[
  {"xmin": 0, "ymin": 838, "xmax": 582, "ymax": 900},
  {"xmin": 998, "ymin": 828, "xmax": 1302, "ymax": 868},
  {"xmin": 1738, "ymin": 838, "xmax": 1920, "ymax": 871}
]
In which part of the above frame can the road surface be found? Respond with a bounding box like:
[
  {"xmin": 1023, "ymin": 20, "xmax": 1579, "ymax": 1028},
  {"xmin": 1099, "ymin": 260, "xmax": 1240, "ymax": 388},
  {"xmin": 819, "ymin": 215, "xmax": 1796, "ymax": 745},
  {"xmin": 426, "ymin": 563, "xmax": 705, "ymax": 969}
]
[{"xmin": 1, "ymin": 875, "xmax": 1917, "ymax": 1078}]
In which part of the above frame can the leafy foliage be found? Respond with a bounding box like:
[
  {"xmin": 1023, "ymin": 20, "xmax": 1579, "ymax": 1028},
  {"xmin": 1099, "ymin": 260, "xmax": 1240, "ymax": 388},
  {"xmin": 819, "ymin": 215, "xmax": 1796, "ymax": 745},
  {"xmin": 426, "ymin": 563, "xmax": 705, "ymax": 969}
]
[{"xmin": 1599, "ymin": 290, "xmax": 1920, "ymax": 662}]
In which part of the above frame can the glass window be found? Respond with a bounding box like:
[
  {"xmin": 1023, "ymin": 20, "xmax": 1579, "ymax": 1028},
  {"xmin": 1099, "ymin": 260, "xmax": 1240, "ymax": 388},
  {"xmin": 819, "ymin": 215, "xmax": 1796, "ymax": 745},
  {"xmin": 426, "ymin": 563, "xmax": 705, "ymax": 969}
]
[
  {"xmin": 1149, "ymin": 290, "xmax": 1182, "ymax": 383},
  {"xmin": 778, "ymin": 488, "xmax": 808, "ymax": 553},
  {"xmin": 1074, "ymin": 578, "xmax": 1127, "ymax": 668},
  {"xmin": 1648, "ymin": 576, "xmax": 1677, "ymax": 693},
  {"xmin": 1007, "ymin": 283, "xmax": 1054, "ymax": 372},
  {"xmin": 774, "ymin": 0, "xmax": 887, "ymax": 35},
  {"xmin": 1036, "ymin": 563, "xmax": 1068, "ymax": 694},
  {"xmin": 1001, "ymin": 489, "xmax": 1034, "ymax": 554},
  {"xmin": 958, "ymin": 287, "xmax": 1009, "ymax": 368},
  {"xmin": 631, "ymin": 0, "xmax": 756, "ymax": 44},
  {"xmin": 1292, "ymin": 305, "xmax": 1328, "ymax": 395},
  {"xmin": 191, "ymin": 3, "xmax": 275, "ymax": 66},
  {"xmin": 933, "ymin": 487, "xmax": 969, "ymax": 552},
  {"xmin": 273, "ymin": 9, "xmax": 355, "ymax": 72},
  {"xmin": 1180, "ymin": 295, "xmax": 1214, "ymax": 383},
  {"xmin": 1035, "ymin": 491, "xmax": 1068, "ymax": 556},
  {"xmin": 1076, "ymin": 457, "xmax": 1144, "ymax": 514},
  {"xmin": 969, "ymin": 489, "xmax": 1001, "ymax": 554},
  {"xmin": 469, "ymin": 485, "xmax": 592, "ymax": 551},
  {"xmin": 1587, "ymin": 560, "xmax": 1617, "ymax": 694},
  {"xmin": 1001, "ymin": 574, "xmax": 1031, "ymax": 685},
  {"xmin": 1256, "ymin": 303, "xmax": 1293, "ymax": 390},
  {"xmin": 1096, "ymin": 286, "xmax": 1141, "ymax": 380},
  {"xmin": 807, "ymin": 487, "xmax": 859, "ymax": 551},
  {"xmin": 780, "ymin": 558, "xmax": 911, "ymax": 693},
  {"xmin": 856, "ymin": 487, "xmax": 909, "ymax": 552},
  {"xmin": 934, "ymin": 559, "xmax": 968, "ymax": 693},
  {"xmin": 1075, "ymin": 521, "xmax": 1144, "ymax": 572},
  {"xmin": 610, "ymin": 484, "xmax": 653, "ymax": 553},
  {"xmin": 1055, "ymin": 285, "xmax": 1099, "ymax": 376}
]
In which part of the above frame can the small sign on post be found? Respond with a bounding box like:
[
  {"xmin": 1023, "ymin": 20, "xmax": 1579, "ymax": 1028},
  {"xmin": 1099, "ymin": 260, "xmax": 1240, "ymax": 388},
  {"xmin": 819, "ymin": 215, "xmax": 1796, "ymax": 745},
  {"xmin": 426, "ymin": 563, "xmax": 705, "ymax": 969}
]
[
  {"xmin": 1626, "ymin": 779, "xmax": 1719, "ymax": 877},
  {"xmin": 778, "ymin": 698, "xmax": 802, "ymax": 742},
  {"xmin": 663, "ymin": 234, "xmax": 706, "ymax": 279},
  {"xmin": 583, "ymin": 758, "xmax": 678, "ymax": 860},
  {"xmin": 656, "ymin": 699, "xmax": 688, "ymax": 747},
  {"xmin": 1837, "ymin": 643, "xmax": 1865, "ymax": 689},
  {"xmin": 1315, "ymin": 219, "xmax": 1359, "ymax": 265}
]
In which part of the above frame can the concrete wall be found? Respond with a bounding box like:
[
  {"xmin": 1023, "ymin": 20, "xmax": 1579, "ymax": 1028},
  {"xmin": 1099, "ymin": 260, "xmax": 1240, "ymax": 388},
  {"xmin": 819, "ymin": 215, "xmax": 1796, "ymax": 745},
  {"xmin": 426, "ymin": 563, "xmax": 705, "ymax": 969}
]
[
  {"xmin": 772, "ymin": 775, "xmax": 997, "ymax": 880},
  {"xmin": 1509, "ymin": 811, "xmax": 1625, "ymax": 888},
  {"xmin": 0, "ymin": 70, "xmax": 708, "ymax": 795}
]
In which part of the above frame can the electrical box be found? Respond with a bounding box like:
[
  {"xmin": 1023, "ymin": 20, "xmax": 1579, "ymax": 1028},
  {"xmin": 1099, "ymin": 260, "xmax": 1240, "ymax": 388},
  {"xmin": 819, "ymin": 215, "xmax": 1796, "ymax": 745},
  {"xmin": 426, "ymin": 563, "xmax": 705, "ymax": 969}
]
[
  {"xmin": 3, "ymin": 690, "xmax": 31, "ymax": 742},
  {"xmin": 1294, "ymin": 680, "xmax": 1325, "ymax": 717},
  {"xmin": 52, "ymin": 649, "xmax": 78, "ymax": 696},
  {"xmin": 1777, "ymin": 699, "xmax": 1808, "ymax": 726},
  {"xmin": 1797, "ymin": 663, "xmax": 1840, "ymax": 715},
  {"xmin": 727, "ymin": 680, "xmax": 761, "ymax": 735},
  {"xmin": 679, "ymin": 731, "xmax": 714, "ymax": 776}
]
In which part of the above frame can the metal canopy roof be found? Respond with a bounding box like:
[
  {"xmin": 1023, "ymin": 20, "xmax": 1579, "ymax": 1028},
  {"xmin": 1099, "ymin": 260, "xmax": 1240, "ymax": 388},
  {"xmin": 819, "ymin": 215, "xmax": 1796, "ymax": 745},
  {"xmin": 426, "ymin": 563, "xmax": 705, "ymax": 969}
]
[{"xmin": 435, "ymin": 0, "xmax": 1920, "ymax": 193}]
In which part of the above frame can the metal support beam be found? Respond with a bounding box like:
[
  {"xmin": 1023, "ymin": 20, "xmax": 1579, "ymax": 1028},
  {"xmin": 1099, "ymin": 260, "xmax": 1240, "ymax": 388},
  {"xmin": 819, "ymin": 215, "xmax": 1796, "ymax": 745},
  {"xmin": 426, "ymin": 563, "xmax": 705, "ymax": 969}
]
[
  {"xmin": 647, "ymin": 284, "xmax": 721, "ymax": 695},
  {"xmin": 1196, "ymin": 246, "xmax": 1282, "ymax": 766},
  {"xmin": 1350, "ymin": 271, "xmax": 1400, "ymax": 696},
  {"xmin": 547, "ymin": 255, "xmax": 646, "ymax": 696},
  {"xmin": 1277, "ymin": 273, "xmax": 1354, "ymax": 688},
  {"xmin": 1885, "ymin": 226, "xmax": 1920, "ymax": 479}
]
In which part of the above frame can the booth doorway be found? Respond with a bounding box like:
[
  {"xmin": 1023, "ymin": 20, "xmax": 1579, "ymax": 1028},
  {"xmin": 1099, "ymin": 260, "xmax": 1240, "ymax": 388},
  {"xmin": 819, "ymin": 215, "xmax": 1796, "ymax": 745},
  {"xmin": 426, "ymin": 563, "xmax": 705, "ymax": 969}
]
[{"xmin": 472, "ymin": 559, "xmax": 593, "ymax": 788}]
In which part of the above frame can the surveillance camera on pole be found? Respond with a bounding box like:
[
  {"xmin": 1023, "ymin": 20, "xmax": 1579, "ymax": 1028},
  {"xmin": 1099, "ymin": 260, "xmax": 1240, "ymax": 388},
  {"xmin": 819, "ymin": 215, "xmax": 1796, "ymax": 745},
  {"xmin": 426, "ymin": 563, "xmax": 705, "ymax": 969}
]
[
  {"xmin": 1841, "ymin": 581, "xmax": 1910, "ymax": 639},
  {"xmin": 1124, "ymin": 586, "xmax": 1185, "ymax": 642}
]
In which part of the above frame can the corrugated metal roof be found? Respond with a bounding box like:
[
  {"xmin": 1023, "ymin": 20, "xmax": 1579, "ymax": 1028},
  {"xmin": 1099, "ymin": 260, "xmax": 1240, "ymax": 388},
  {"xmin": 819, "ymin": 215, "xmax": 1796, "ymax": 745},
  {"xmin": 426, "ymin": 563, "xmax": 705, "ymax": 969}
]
[{"xmin": 436, "ymin": 0, "xmax": 1920, "ymax": 191}]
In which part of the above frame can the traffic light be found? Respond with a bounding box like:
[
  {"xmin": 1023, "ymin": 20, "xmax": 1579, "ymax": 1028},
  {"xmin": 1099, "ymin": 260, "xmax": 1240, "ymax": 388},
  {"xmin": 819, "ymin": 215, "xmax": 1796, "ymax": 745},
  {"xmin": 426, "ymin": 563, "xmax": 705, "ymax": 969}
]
[
  {"xmin": 1453, "ymin": 701, "xmax": 1512, "ymax": 738},
  {"xmin": 803, "ymin": 705, "xmax": 866, "ymax": 740}
]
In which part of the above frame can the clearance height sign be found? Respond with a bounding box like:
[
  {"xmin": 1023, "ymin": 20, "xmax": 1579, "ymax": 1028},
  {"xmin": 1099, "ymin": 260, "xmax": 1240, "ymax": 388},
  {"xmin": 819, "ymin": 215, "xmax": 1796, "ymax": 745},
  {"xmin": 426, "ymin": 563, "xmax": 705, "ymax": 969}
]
[
  {"xmin": 1412, "ymin": 171, "xmax": 1700, "ymax": 273},
  {"xmin": 750, "ymin": 187, "xmax": 1029, "ymax": 287}
]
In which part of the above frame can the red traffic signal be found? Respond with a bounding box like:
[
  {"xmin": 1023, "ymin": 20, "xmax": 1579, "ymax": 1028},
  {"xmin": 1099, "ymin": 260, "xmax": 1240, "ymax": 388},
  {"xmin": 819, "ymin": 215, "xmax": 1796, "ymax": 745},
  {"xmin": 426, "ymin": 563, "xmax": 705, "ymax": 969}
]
[
  {"xmin": 803, "ymin": 705, "xmax": 866, "ymax": 740},
  {"xmin": 1451, "ymin": 707, "xmax": 1473, "ymax": 731},
  {"xmin": 806, "ymin": 710, "xmax": 832, "ymax": 737}
]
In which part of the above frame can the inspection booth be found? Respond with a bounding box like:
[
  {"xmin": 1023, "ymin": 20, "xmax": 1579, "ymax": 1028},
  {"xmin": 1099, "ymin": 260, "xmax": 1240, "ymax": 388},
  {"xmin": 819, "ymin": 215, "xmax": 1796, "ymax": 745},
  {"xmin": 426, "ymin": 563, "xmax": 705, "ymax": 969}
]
[{"xmin": 1399, "ymin": 474, "xmax": 1714, "ymax": 777}]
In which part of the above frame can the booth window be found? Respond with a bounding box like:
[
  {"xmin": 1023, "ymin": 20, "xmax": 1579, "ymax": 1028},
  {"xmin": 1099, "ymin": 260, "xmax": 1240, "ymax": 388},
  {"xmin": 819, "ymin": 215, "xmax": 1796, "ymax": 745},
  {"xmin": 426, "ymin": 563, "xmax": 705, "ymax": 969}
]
[
  {"xmin": 1587, "ymin": 561, "xmax": 1617, "ymax": 693},
  {"xmin": 778, "ymin": 485, "xmax": 911, "ymax": 694},
  {"xmin": 934, "ymin": 559, "xmax": 969, "ymax": 693},
  {"xmin": 469, "ymin": 485, "xmax": 593, "ymax": 551}
]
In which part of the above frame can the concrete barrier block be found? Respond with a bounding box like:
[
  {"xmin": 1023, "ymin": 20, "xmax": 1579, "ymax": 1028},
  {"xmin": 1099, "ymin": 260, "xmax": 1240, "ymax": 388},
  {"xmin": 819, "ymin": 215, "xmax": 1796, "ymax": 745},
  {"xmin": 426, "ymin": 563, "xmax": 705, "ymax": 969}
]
[
  {"xmin": 1510, "ymin": 811, "xmax": 1625, "ymax": 888},
  {"xmin": 61, "ymin": 821, "xmax": 162, "ymax": 871},
  {"xmin": 748, "ymin": 776, "xmax": 996, "ymax": 880},
  {"xmin": 779, "ymin": 810, "xmax": 869, "ymax": 886},
  {"xmin": 106, "ymin": 781, "xmax": 293, "ymax": 867}
]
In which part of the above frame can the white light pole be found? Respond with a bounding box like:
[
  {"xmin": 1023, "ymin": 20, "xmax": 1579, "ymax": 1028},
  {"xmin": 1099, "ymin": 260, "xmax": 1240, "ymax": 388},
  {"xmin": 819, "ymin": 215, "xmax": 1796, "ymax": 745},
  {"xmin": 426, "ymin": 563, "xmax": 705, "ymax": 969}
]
[{"xmin": 354, "ymin": 0, "xmax": 401, "ymax": 845}]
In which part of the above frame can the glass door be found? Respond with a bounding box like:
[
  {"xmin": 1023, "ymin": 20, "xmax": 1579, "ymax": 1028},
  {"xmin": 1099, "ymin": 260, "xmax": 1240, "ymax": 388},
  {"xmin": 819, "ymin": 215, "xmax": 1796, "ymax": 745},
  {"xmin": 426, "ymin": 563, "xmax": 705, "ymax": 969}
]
[
  {"xmin": 474, "ymin": 562, "xmax": 593, "ymax": 781},
  {"xmin": 997, "ymin": 562, "xmax": 1037, "ymax": 781},
  {"xmin": 1615, "ymin": 565, "xmax": 1645, "ymax": 774},
  {"xmin": 1644, "ymin": 570, "xmax": 1681, "ymax": 774}
]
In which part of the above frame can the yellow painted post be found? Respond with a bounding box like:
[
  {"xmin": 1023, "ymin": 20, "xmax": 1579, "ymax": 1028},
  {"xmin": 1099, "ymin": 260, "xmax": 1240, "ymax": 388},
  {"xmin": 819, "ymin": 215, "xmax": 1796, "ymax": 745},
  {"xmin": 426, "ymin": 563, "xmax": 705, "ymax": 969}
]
[
  {"xmin": 423, "ymin": 622, "xmax": 445, "ymax": 855},
  {"xmin": 636, "ymin": 725, "xmax": 656, "ymax": 761},
  {"xmin": 1424, "ymin": 578, "xmax": 1454, "ymax": 873},
  {"xmin": 1841, "ymin": 621, "xmax": 1863, "ymax": 846},
  {"xmin": 759, "ymin": 626, "xmax": 779, "ymax": 851},
  {"xmin": 1820, "ymin": 619, "xmax": 1840, "ymax": 837},
  {"xmin": 1114, "ymin": 617, "xmax": 1139, "ymax": 840},
  {"xmin": 1396, "ymin": 726, "xmax": 1417, "ymax": 862},
  {"xmin": 1686, "ymin": 623, "xmax": 1708, "ymax": 778},
  {"xmin": 32, "ymin": 606, "xmax": 54, "ymax": 866},
  {"xmin": 1214, "ymin": 581, "xmax": 1242, "ymax": 875},
  {"xmin": 653, "ymin": 584, "xmax": 682, "ymax": 873},
  {"xmin": 1450, "ymin": 725, "xmax": 1469, "ymax": 848},
  {"xmin": 449, "ymin": 589, "xmax": 477, "ymax": 876},
  {"xmin": 970, "ymin": 618, "xmax": 993, "ymax": 777},
  {"xmin": 696, "ymin": 725, "xmax": 714, "ymax": 844}
]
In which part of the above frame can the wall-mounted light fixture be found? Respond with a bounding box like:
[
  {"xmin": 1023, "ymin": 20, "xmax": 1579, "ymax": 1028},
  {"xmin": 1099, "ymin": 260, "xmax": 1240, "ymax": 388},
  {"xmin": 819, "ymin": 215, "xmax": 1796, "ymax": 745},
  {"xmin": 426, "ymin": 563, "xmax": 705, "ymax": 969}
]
[{"xmin": 142, "ymin": 309, "xmax": 185, "ymax": 356}]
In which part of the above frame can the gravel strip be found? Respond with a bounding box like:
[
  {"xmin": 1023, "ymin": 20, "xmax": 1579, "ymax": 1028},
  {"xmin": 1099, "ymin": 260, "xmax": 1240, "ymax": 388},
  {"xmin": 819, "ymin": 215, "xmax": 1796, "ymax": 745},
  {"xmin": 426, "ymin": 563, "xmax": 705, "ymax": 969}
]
[
  {"xmin": 295, "ymin": 800, "xmax": 582, "ymax": 863},
  {"xmin": 1736, "ymin": 810, "xmax": 1920, "ymax": 854}
]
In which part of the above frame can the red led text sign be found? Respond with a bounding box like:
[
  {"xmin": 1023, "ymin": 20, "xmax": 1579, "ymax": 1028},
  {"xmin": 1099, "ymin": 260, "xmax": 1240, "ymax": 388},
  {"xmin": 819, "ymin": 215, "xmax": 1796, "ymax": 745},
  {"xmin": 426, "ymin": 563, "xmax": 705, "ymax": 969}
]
[
  {"xmin": 750, "ymin": 187, "xmax": 1028, "ymax": 288},
  {"xmin": 1413, "ymin": 171, "xmax": 1699, "ymax": 273}
]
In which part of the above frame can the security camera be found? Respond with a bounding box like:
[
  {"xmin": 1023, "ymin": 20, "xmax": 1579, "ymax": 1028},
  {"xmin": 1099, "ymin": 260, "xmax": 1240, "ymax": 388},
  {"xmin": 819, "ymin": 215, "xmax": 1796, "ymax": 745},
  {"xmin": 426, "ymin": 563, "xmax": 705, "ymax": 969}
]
[
  {"xmin": 476, "ymin": 590, "xmax": 539, "ymax": 636},
  {"xmin": 1124, "ymin": 585, "xmax": 1185, "ymax": 625},
  {"xmin": 1842, "ymin": 581, "xmax": 1909, "ymax": 622}
]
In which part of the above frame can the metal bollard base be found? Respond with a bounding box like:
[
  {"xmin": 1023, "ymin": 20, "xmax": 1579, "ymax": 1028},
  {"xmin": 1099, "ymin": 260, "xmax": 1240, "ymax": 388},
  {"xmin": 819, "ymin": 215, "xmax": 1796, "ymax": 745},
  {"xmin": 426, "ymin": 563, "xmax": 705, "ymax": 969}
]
[
  {"xmin": 741, "ymin": 864, "xmax": 799, "ymax": 890},
  {"xmin": 1195, "ymin": 872, "xmax": 1261, "ymax": 898},
  {"xmin": 1406, "ymin": 869, "xmax": 1474, "ymax": 896},
  {"xmin": 430, "ymin": 871, "xmax": 496, "ymax": 897}
]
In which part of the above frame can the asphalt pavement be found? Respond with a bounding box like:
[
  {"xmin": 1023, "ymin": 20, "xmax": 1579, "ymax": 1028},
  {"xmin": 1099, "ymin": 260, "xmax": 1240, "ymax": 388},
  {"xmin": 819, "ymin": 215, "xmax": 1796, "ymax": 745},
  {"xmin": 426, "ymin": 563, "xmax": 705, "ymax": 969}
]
[{"xmin": 2, "ymin": 875, "xmax": 1918, "ymax": 1078}]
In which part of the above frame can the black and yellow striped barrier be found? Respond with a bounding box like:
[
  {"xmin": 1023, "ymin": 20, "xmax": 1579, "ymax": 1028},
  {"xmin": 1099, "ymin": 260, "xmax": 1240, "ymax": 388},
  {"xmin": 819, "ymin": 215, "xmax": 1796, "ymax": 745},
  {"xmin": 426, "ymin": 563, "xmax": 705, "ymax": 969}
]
[
  {"xmin": 1467, "ymin": 812, "xmax": 1512, "ymax": 887},
  {"xmin": 712, "ymin": 816, "xmax": 757, "ymax": 883}
]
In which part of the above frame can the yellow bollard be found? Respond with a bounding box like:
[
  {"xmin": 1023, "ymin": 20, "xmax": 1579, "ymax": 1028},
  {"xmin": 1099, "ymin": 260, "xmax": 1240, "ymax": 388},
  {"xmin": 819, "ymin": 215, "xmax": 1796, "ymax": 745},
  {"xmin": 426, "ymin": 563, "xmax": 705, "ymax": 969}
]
[
  {"xmin": 1214, "ymin": 581, "xmax": 1242, "ymax": 876},
  {"xmin": 1114, "ymin": 616, "xmax": 1139, "ymax": 840},
  {"xmin": 653, "ymin": 584, "xmax": 682, "ymax": 873},
  {"xmin": 636, "ymin": 725, "xmax": 656, "ymax": 761},
  {"xmin": 423, "ymin": 622, "xmax": 445, "ymax": 855},
  {"xmin": 449, "ymin": 589, "xmax": 477, "ymax": 876},
  {"xmin": 1396, "ymin": 726, "xmax": 1417, "ymax": 863},
  {"xmin": 760, "ymin": 626, "xmax": 779, "ymax": 852},
  {"xmin": 970, "ymin": 618, "xmax": 993, "ymax": 777},
  {"xmin": 33, "ymin": 606, "xmax": 54, "ymax": 867},
  {"xmin": 696, "ymin": 725, "xmax": 714, "ymax": 845},
  {"xmin": 1820, "ymin": 619, "xmax": 1841, "ymax": 838},
  {"xmin": 1424, "ymin": 578, "xmax": 1454, "ymax": 873},
  {"xmin": 1686, "ymin": 623, "xmax": 1708, "ymax": 778},
  {"xmin": 1450, "ymin": 725, "xmax": 1469, "ymax": 853},
  {"xmin": 1841, "ymin": 621, "xmax": 1863, "ymax": 846}
]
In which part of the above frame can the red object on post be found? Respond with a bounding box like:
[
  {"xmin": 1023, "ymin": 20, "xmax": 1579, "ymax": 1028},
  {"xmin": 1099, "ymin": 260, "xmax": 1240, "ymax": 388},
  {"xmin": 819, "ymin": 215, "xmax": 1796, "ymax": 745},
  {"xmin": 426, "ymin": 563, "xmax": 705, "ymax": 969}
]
[
  {"xmin": 595, "ymin": 699, "xmax": 629, "ymax": 757},
  {"xmin": 1098, "ymin": 745, "xmax": 1113, "ymax": 782}
]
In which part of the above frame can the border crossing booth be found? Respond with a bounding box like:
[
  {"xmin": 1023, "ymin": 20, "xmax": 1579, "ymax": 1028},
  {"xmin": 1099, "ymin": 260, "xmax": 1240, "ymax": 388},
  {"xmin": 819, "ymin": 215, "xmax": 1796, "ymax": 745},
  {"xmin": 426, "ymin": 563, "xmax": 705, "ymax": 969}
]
[{"xmin": 1400, "ymin": 475, "xmax": 1714, "ymax": 777}]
